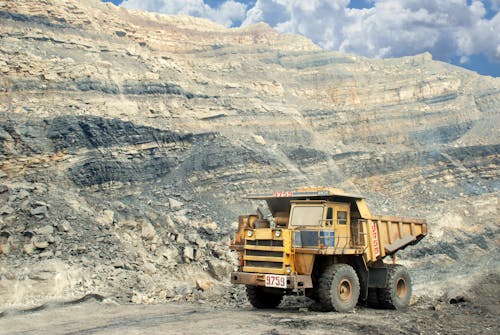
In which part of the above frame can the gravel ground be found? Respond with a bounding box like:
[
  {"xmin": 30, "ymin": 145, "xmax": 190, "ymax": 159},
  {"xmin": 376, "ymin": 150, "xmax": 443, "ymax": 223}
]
[{"xmin": 1, "ymin": 273, "xmax": 498, "ymax": 335}]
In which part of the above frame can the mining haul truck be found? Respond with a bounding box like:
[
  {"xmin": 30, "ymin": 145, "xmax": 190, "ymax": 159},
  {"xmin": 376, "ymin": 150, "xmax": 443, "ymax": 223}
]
[{"xmin": 230, "ymin": 187, "xmax": 427, "ymax": 312}]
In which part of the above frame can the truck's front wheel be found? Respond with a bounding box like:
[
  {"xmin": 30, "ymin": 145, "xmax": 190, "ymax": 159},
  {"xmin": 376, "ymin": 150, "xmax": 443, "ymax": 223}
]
[
  {"xmin": 246, "ymin": 285, "xmax": 284, "ymax": 309},
  {"xmin": 318, "ymin": 264, "xmax": 360, "ymax": 312}
]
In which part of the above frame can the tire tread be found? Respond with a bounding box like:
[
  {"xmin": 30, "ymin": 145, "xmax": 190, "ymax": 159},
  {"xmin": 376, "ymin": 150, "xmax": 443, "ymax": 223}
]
[
  {"xmin": 317, "ymin": 263, "xmax": 360, "ymax": 312},
  {"xmin": 378, "ymin": 264, "xmax": 412, "ymax": 310}
]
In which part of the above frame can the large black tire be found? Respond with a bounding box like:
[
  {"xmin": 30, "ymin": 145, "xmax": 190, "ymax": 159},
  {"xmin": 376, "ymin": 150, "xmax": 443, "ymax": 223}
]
[
  {"xmin": 246, "ymin": 285, "xmax": 284, "ymax": 309},
  {"xmin": 317, "ymin": 264, "xmax": 360, "ymax": 312},
  {"xmin": 378, "ymin": 264, "xmax": 412, "ymax": 310}
]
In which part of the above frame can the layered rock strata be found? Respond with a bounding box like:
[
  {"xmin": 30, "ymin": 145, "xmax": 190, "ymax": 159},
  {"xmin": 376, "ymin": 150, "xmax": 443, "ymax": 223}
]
[{"xmin": 0, "ymin": 0, "xmax": 498, "ymax": 307}]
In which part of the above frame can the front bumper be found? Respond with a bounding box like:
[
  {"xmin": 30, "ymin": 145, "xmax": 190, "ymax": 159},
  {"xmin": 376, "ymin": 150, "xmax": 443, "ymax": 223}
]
[{"xmin": 231, "ymin": 271, "xmax": 313, "ymax": 289}]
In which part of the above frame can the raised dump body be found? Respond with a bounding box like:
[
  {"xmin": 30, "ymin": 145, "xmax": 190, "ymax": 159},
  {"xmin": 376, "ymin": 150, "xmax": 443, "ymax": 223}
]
[
  {"xmin": 230, "ymin": 187, "xmax": 427, "ymax": 312},
  {"xmin": 359, "ymin": 215, "xmax": 427, "ymax": 264}
]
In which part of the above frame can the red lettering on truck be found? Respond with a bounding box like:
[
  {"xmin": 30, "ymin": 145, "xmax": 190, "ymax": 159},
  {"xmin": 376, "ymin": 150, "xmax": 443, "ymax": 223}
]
[{"xmin": 371, "ymin": 221, "xmax": 380, "ymax": 257}]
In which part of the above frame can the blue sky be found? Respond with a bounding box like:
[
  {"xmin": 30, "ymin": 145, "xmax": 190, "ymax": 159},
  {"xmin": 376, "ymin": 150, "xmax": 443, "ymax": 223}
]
[{"xmin": 103, "ymin": 0, "xmax": 499, "ymax": 77}]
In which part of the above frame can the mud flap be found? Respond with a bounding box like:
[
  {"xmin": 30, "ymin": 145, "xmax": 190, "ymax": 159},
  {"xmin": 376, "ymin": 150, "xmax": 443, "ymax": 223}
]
[
  {"xmin": 353, "ymin": 256, "xmax": 368, "ymax": 301},
  {"xmin": 368, "ymin": 267, "xmax": 388, "ymax": 288}
]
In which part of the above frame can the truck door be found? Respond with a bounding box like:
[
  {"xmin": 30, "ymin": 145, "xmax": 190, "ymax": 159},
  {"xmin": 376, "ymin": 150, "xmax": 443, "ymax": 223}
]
[{"xmin": 328, "ymin": 204, "xmax": 351, "ymax": 248}]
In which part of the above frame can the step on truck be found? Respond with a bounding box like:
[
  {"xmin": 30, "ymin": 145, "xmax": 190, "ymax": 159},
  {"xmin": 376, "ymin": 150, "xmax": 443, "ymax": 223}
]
[{"xmin": 230, "ymin": 187, "xmax": 427, "ymax": 312}]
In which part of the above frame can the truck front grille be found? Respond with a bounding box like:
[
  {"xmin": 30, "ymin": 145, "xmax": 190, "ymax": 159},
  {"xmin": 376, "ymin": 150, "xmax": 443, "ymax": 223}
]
[
  {"xmin": 245, "ymin": 249, "xmax": 283, "ymax": 257},
  {"xmin": 246, "ymin": 240, "xmax": 283, "ymax": 247},
  {"xmin": 243, "ymin": 239, "xmax": 284, "ymax": 273},
  {"xmin": 245, "ymin": 261, "xmax": 283, "ymax": 269}
]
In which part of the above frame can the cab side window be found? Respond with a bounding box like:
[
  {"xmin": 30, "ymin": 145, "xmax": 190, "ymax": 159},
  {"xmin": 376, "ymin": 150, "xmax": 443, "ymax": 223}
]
[{"xmin": 337, "ymin": 211, "xmax": 347, "ymax": 225}]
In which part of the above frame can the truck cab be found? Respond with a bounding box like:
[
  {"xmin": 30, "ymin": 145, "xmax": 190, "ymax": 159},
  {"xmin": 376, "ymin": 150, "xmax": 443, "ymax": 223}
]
[{"xmin": 289, "ymin": 200, "xmax": 352, "ymax": 247}]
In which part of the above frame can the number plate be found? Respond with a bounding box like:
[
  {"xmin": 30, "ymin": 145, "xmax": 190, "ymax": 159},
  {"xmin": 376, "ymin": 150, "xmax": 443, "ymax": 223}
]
[{"xmin": 265, "ymin": 274, "xmax": 287, "ymax": 288}]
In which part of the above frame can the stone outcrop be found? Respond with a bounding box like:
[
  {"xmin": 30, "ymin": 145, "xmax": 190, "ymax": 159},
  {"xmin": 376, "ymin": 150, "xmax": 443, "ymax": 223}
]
[{"xmin": 0, "ymin": 0, "xmax": 498, "ymax": 307}]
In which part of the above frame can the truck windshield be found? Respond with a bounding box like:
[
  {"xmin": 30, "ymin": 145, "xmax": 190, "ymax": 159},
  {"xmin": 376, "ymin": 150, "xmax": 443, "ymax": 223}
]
[{"xmin": 290, "ymin": 205, "xmax": 324, "ymax": 226}]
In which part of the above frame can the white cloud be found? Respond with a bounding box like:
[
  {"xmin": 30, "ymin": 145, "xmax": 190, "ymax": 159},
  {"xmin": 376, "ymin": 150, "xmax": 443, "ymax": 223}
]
[
  {"xmin": 121, "ymin": 0, "xmax": 247, "ymax": 27},
  {"xmin": 242, "ymin": 0, "xmax": 500, "ymax": 63},
  {"xmin": 121, "ymin": 0, "xmax": 500, "ymax": 63}
]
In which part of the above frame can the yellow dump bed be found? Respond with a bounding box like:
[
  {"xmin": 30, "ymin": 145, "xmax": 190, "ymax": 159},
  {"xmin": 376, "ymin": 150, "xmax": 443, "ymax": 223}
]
[{"xmin": 359, "ymin": 214, "xmax": 427, "ymax": 264}]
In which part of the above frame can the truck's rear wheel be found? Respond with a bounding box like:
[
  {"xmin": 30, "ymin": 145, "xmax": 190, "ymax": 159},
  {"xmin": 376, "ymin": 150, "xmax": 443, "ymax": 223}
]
[
  {"xmin": 318, "ymin": 264, "xmax": 360, "ymax": 312},
  {"xmin": 246, "ymin": 285, "xmax": 284, "ymax": 309},
  {"xmin": 378, "ymin": 264, "xmax": 412, "ymax": 310}
]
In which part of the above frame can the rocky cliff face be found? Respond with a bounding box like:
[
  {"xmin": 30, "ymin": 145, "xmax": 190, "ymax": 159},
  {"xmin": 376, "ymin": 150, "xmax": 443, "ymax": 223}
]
[{"xmin": 0, "ymin": 0, "xmax": 498, "ymax": 307}]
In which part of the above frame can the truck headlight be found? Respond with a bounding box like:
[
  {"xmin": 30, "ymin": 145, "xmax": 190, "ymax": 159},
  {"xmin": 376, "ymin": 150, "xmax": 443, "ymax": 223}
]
[
  {"xmin": 274, "ymin": 230, "xmax": 281, "ymax": 238},
  {"xmin": 286, "ymin": 266, "xmax": 292, "ymax": 274},
  {"xmin": 247, "ymin": 230, "xmax": 253, "ymax": 237}
]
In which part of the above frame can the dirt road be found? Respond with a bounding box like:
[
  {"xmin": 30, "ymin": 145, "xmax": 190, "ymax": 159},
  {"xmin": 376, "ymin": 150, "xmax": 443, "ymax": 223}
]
[{"xmin": 1, "ymin": 296, "xmax": 498, "ymax": 335}]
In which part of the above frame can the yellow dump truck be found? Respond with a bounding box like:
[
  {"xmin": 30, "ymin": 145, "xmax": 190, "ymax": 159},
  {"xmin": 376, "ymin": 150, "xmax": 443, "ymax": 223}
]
[{"xmin": 230, "ymin": 187, "xmax": 427, "ymax": 312}]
